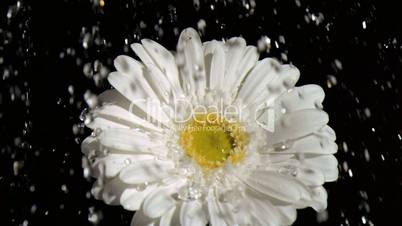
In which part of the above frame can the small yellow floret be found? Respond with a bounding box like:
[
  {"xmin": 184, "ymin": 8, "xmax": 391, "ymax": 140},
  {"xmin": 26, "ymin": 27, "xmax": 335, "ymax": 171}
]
[{"xmin": 179, "ymin": 113, "xmax": 248, "ymax": 169}]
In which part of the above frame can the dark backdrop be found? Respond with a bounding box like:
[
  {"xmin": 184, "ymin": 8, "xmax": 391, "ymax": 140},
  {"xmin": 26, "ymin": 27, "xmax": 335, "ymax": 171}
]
[{"xmin": 0, "ymin": 0, "xmax": 401, "ymax": 225}]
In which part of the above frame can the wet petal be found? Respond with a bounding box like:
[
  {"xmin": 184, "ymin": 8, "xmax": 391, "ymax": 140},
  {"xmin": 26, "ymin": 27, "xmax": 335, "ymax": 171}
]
[
  {"xmin": 177, "ymin": 28, "xmax": 206, "ymax": 96},
  {"xmin": 119, "ymin": 159, "xmax": 174, "ymax": 184},
  {"xmin": 180, "ymin": 201, "xmax": 207, "ymax": 226},
  {"xmin": 266, "ymin": 109, "xmax": 329, "ymax": 144}
]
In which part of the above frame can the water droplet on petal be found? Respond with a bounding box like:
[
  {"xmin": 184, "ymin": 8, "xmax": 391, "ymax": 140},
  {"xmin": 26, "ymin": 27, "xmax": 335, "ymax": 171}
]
[
  {"xmin": 218, "ymin": 188, "xmax": 243, "ymax": 203},
  {"xmin": 178, "ymin": 184, "xmax": 203, "ymax": 201},
  {"xmin": 124, "ymin": 158, "xmax": 132, "ymax": 165},
  {"xmin": 273, "ymin": 141, "xmax": 294, "ymax": 151},
  {"xmin": 136, "ymin": 182, "xmax": 148, "ymax": 191},
  {"xmin": 278, "ymin": 165, "xmax": 299, "ymax": 177}
]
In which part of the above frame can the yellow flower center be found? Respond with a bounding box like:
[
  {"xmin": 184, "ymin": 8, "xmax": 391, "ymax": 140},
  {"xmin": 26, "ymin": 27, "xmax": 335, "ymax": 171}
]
[{"xmin": 179, "ymin": 112, "xmax": 248, "ymax": 169}]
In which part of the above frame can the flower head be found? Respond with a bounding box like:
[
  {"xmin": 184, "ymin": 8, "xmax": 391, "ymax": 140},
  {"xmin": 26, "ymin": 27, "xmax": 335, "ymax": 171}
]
[{"xmin": 82, "ymin": 28, "xmax": 338, "ymax": 226}]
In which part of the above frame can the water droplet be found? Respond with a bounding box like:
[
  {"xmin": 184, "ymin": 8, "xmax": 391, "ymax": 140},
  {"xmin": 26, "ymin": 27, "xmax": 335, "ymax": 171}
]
[
  {"xmin": 342, "ymin": 142, "xmax": 348, "ymax": 152},
  {"xmin": 136, "ymin": 182, "xmax": 148, "ymax": 191},
  {"xmin": 267, "ymin": 83, "xmax": 281, "ymax": 93},
  {"xmin": 13, "ymin": 160, "xmax": 24, "ymax": 176},
  {"xmin": 61, "ymin": 184, "xmax": 69, "ymax": 193},
  {"xmin": 82, "ymin": 33, "xmax": 92, "ymax": 49},
  {"xmin": 364, "ymin": 149, "xmax": 370, "ymax": 161},
  {"xmin": 88, "ymin": 207, "xmax": 103, "ymax": 225},
  {"xmin": 79, "ymin": 108, "xmax": 89, "ymax": 121},
  {"xmin": 84, "ymin": 114, "xmax": 93, "ymax": 125},
  {"xmin": 124, "ymin": 158, "xmax": 132, "ymax": 165},
  {"xmin": 101, "ymin": 148, "xmax": 109, "ymax": 155},
  {"xmin": 327, "ymin": 75, "xmax": 338, "ymax": 88},
  {"xmin": 257, "ymin": 36, "xmax": 271, "ymax": 52},
  {"xmin": 218, "ymin": 188, "xmax": 243, "ymax": 203},
  {"xmin": 273, "ymin": 141, "xmax": 293, "ymax": 151},
  {"xmin": 334, "ymin": 59, "xmax": 343, "ymax": 70},
  {"xmin": 278, "ymin": 165, "xmax": 298, "ymax": 177},
  {"xmin": 178, "ymin": 184, "xmax": 203, "ymax": 201},
  {"xmin": 193, "ymin": 0, "xmax": 200, "ymax": 10},
  {"xmin": 283, "ymin": 78, "xmax": 296, "ymax": 88},
  {"xmin": 83, "ymin": 62, "xmax": 93, "ymax": 77},
  {"xmin": 342, "ymin": 161, "xmax": 349, "ymax": 171},
  {"xmin": 30, "ymin": 204, "xmax": 37, "ymax": 214},
  {"xmin": 67, "ymin": 85, "xmax": 74, "ymax": 95},
  {"xmin": 348, "ymin": 169, "xmax": 353, "ymax": 177},
  {"xmin": 197, "ymin": 19, "xmax": 206, "ymax": 34},
  {"xmin": 84, "ymin": 90, "xmax": 98, "ymax": 108},
  {"xmin": 92, "ymin": 128, "xmax": 102, "ymax": 137},
  {"xmin": 316, "ymin": 210, "xmax": 329, "ymax": 223}
]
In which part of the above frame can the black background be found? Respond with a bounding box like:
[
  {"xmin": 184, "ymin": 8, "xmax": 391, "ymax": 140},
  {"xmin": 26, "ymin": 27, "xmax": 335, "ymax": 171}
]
[{"xmin": 0, "ymin": 0, "xmax": 401, "ymax": 225}]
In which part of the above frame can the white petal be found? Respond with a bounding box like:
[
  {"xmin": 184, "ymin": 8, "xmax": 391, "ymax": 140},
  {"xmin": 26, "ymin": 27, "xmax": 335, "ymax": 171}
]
[
  {"xmin": 98, "ymin": 128, "xmax": 163, "ymax": 153},
  {"xmin": 239, "ymin": 61, "xmax": 300, "ymax": 109},
  {"xmin": 244, "ymin": 170, "xmax": 306, "ymax": 203},
  {"xmin": 275, "ymin": 84, "xmax": 325, "ymax": 112},
  {"xmin": 97, "ymin": 90, "xmax": 161, "ymax": 129},
  {"xmin": 131, "ymin": 210, "xmax": 158, "ymax": 226},
  {"xmin": 107, "ymin": 71, "xmax": 147, "ymax": 107},
  {"xmin": 303, "ymin": 155, "xmax": 339, "ymax": 182},
  {"xmin": 236, "ymin": 58, "xmax": 278, "ymax": 104},
  {"xmin": 91, "ymin": 178, "xmax": 103, "ymax": 200},
  {"xmin": 275, "ymin": 159, "xmax": 325, "ymax": 185},
  {"xmin": 81, "ymin": 136, "xmax": 99, "ymax": 156},
  {"xmin": 114, "ymin": 55, "xmax": 142, "ymax": 76},
  {"xmin": 93, "ymin": 154, "xmax": 155, "ymax": 178},
  {"xmin": 160, "ymin": 206, "xmax": 179, "ymax": 226},
  {"xmin": 180, "ymin": 201, "xmax": 208, "ymax": 226},
  {"xmin": 98, "ymin": 89, "xmax": 163, "ymax": 127},
  {"xmin": 255, "ymin": 64, "xmax": 300, "ymax": 106},
  {"xmin": 119, "ymin": 159, "xmax": 174, "ymax": 184},
  {"xmin": 310, "ymin": 186, "xmax": 328, "ymax": 211},
  {"xmin": 223, "ymin": 38, "xmax": 246, "ymax": 94},
  {"xmin": 267, "ymin": 133, "xmax": 338, "ymax": 155},
  {"xmin": 295, "ymin": 186, "xmax": 328, "ymax": 211},
  {"xmin": 228, "ymin": 46, "xmax": 259, "ymax": 96},
  {"xmin": 91, "ymin": 177, "xmax": 145, "ymax": 207},
  {"xmin": 245, "ymin": 190, "xmax": 281, "ymax": 226},
  {"xmin": 276, "ymin": 206, "xmax": 297, "ymax": 226},
  {"xmin": 142, "ymin": 179, "xmax": 185, "ymax": 218},
  {"xmin": 100, "ymin": 177, "xmax": 128, "ymax": 205},
  {"xmin": 131, "ymin": 42, "xmax": 182, "ymax": 99},
  {"xmin": 120, "ymin": 185, "xmax": 157, "ymax": 211},
  {"xmin": 98, "ymin": 89, "xmax": 132, "ymax": 110},
  {"xmin": 131, "ymin": 43, "xmax": 155, "ymax": 66},
  {"xmin": 142, "ymin": 189, "xmax": 176, "ymax": 218},
  {"xmin": 203, "ymin": 41, "xmax": 225, "ymax": 90},
  {"xmin": 267, "ymin": 109, "xmax": 329, "ymax": 144},
  {"xmin": 87, "ymin": 117, "xmax": 129, "ymax": 130},
  {"xmin": 108, "ymin": 71, "xmax": 171, "ymax": 126},
  {"xmin": 92, "ymin": 104, "xmax": 163, "ymax": 132},
  {"xmin": 296, "ymin": 167, "xmax": 325, "ymax": 186},
  {"xmin": 258, "ymin": 156, "xmax": 326, "ymax": 186},
  {"xmin": 140, "ymin": 39, "xmax": 184, "ymax": 98},
  {"xmin": 177, "ymin": 28, "xmax": 206, "ymax": 96},
  {"xmin": 207, "ymin": 189, "xmax": 228, "ymax": 226},
  {"xmin": 113, "ymin": 55, "xmax": 161, "ymax": 102},
  {"xmin": 259, "ymin": 154, "xmax": 294, "ymax": 165},
  {"xmin": 319, "ymin": 125, "xmax": 337, "ymax": 141},
  {"xmin": 215, "ymin": 196, "xmax": 254, "ymax": 226}
]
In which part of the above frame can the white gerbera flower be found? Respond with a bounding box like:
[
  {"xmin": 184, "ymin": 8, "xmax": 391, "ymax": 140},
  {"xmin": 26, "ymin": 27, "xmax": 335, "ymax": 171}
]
[{"xmin": 81, "ymin": 28, "xmax": 338, "ymax": 226}]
